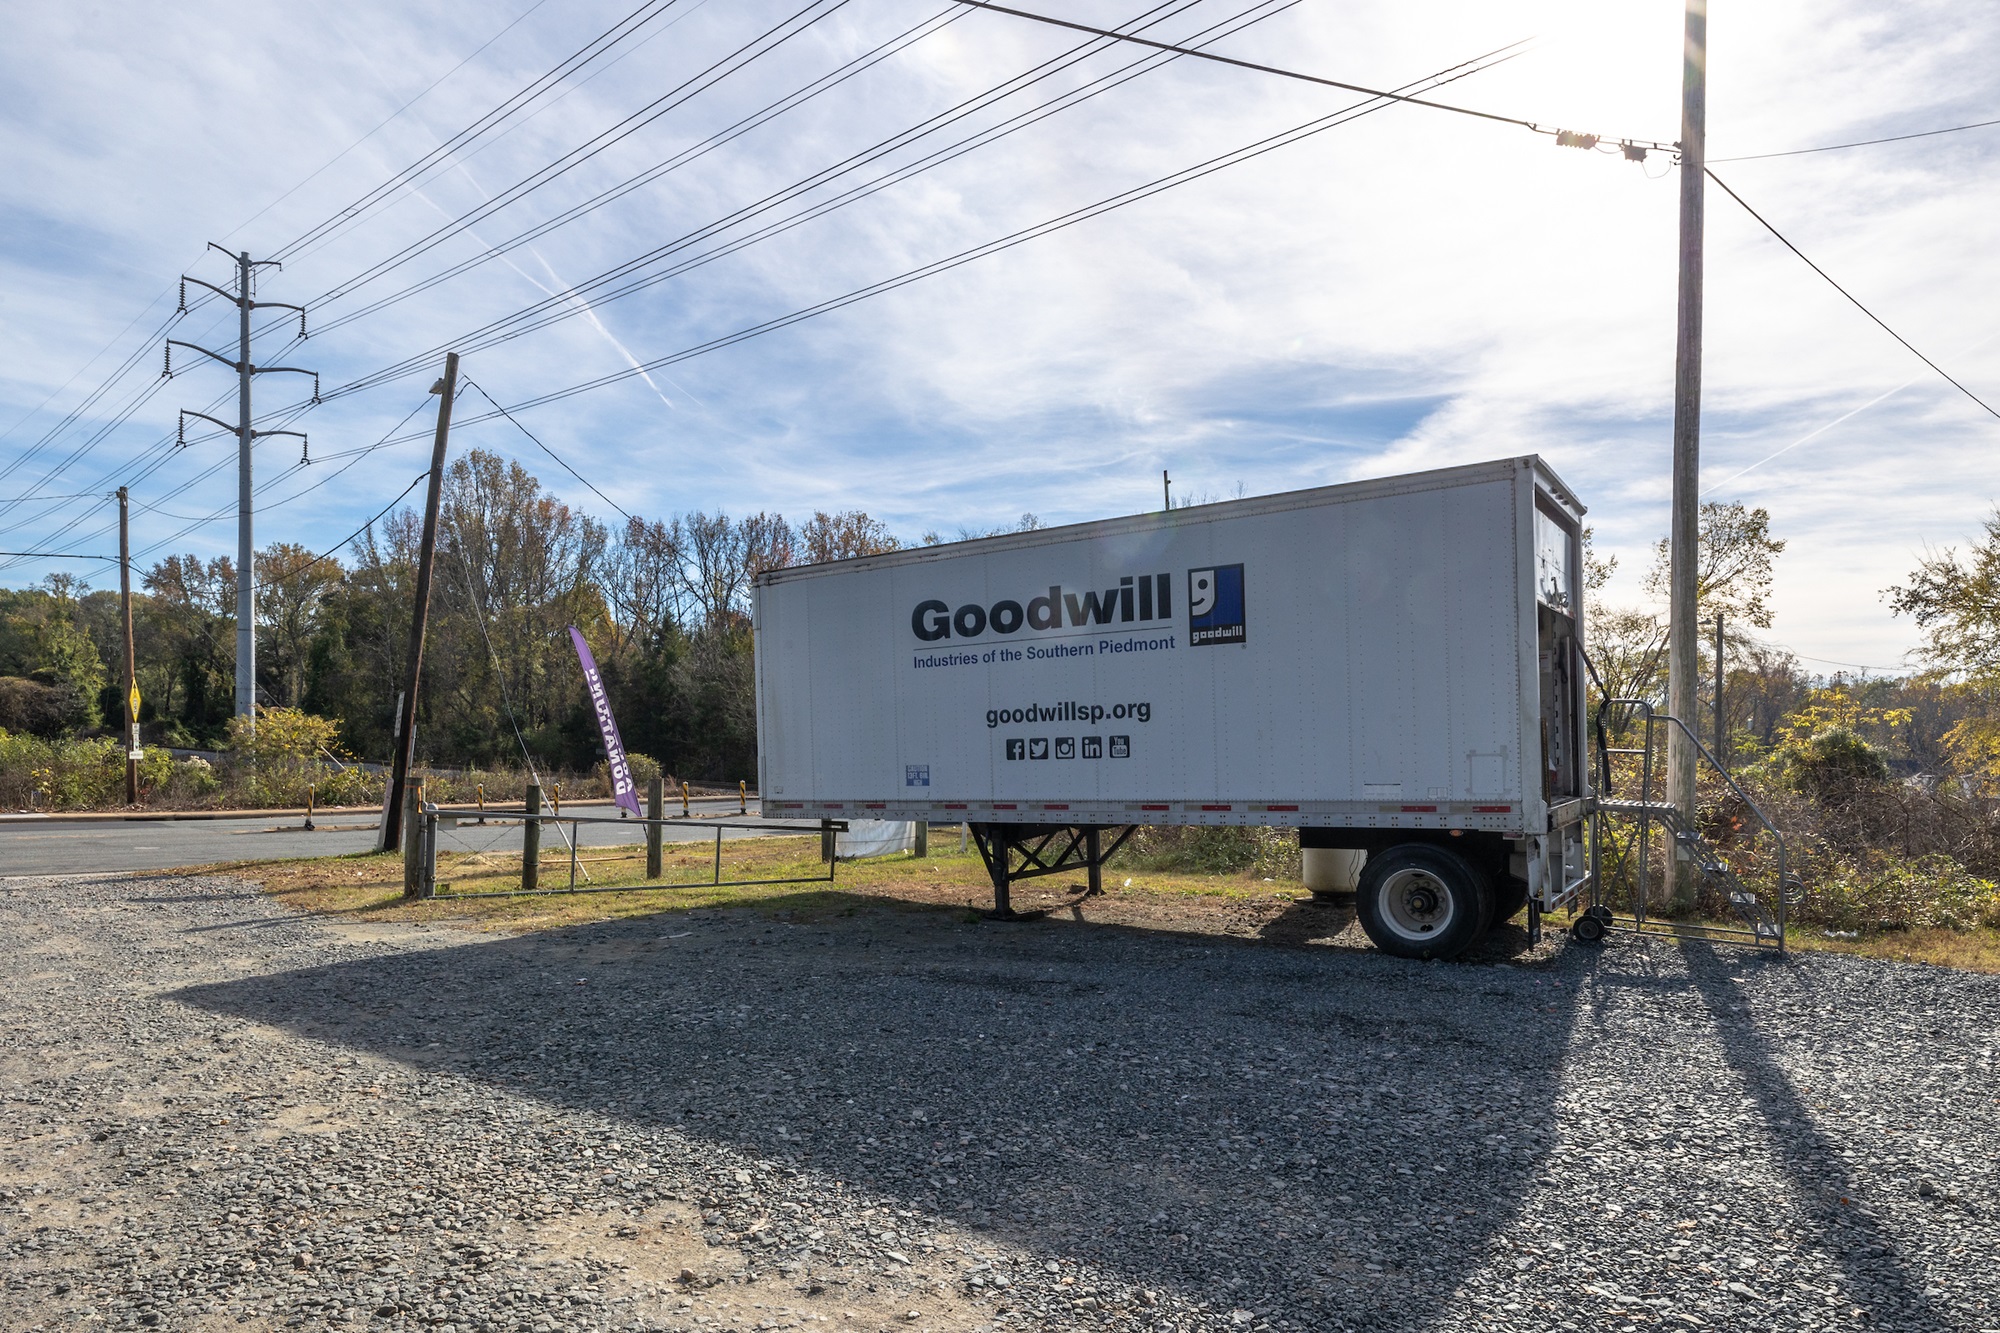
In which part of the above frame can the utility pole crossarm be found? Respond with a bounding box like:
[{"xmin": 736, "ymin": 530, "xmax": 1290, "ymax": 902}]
[
  {"xmin": 164, "ymin": 339, "xmax": 243, "ymax": 375},
  {"xmin": 177, "ymin": 409, "xmax": 240, "ymax": 441},
  {"xmin": 178, "ymin": 273, "xmax": 238, "ymax": 308},
  {"xmin": 249, "ymin": 366, "xmax": 321, "ymax": 402}
]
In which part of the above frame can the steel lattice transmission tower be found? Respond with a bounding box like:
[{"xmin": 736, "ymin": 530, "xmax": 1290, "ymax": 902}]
[{"xmin": 164, "ymin": 244, "xmax": 319, "ymax": 730}]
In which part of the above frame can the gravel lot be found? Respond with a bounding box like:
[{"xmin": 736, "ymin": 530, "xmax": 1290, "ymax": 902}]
[{"xmin": 1, "ymin": 872, "xmax": 1996, "ymax": 1333}]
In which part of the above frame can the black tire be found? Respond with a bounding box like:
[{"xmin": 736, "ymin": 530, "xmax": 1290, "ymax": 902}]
[
  {"xmin": 1354, "ymin": 844, "xmax": 1493, "ymax": 960},
  {"xmin": 1572, "ymin": 913, "xmax": 1607, "ymax": 943},
  {"xmin": 1491, "ymin": 875, "xmax": 1530, "ymax": 925}
]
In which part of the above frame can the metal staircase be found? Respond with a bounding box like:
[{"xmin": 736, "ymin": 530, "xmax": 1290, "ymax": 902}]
[{"xmin": 1585, "ymin": 699, "xmax": 1795, "ymax": 952}]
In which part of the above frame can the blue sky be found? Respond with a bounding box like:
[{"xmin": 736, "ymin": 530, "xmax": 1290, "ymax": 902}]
[{"xmin": 1, "ymin": 0, "xmax": 1996, "ymax": 673}]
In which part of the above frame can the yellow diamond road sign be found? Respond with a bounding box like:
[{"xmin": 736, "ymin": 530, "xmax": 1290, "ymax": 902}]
[{"xmin": 128, "ymin": 685, "xmax": 141, "ymax": 718}]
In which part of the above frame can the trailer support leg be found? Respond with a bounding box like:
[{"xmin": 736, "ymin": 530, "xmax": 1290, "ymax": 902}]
[
  {"xmin": 970, "ymin": 823, "xmax": 1135, "ymax": 922},
  {"xmin": 969, "ymin": 823, "xmax": 1016, "ymax": 918}
]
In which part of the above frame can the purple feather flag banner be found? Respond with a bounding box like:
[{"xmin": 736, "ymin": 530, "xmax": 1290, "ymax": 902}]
[{"xmin": 569, "ymin": 626, "xmax": 643, "ymax": 817}]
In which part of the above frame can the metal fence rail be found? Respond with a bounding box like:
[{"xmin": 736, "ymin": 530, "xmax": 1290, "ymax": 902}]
[{"xmin": 412, "ymin": 808, "xmax": 843, "ymax": 900}]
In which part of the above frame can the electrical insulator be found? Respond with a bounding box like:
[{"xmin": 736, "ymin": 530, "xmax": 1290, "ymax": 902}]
[{"xmin": 1555, "ymin": 130, "xmax": 1599, "ymax": 150}]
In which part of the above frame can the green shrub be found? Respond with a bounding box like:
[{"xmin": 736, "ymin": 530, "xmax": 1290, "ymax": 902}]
[
  {"xmin": 1804, "ymin": 853, "xmax": 2000, "ymax": 932},
  {"xmin": 161, "ymin": 756, "xmax": 222, "ymax": 802},
  {"xmin": 316, "ymin": 765, "xmax": 379, "ymax": 807},
  {"xmin": 1761, "ymin": 726, "xmax": 1891, "ymax": 799},
  {"xmin": 0, "ymin": 730, "xmax": 124, "ymax": 809}
]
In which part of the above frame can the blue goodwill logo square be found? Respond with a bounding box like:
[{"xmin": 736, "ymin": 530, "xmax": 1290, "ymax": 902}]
[{"xmin": 1188, "ymin": 564, "xmax": 1246, "ymax": 646}]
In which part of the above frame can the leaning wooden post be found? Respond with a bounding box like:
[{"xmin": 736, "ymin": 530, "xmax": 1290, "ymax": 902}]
[
  {"xmin": 523, "ymin": 782, "xmax": 542, "ymax": 893},
  {"xmin": 646, "ymin": 774, "xmax": 664, "ymax": 879},
  {"xmin": 913, "ymin": 821, "xmax": 928, "ymax": 858},
  {"xmin": 402, "ymin": 778, "xmax": 424, "ymax": 897}
]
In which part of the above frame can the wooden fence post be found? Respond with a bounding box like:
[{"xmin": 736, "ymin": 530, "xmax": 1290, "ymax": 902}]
[
  {"xmin": 523, "ymin": 782, "xmax": 542, "ymax": 894},
  {"xmin": 646, "ymin": 775, "xmax": 663, "ymax": 879}
]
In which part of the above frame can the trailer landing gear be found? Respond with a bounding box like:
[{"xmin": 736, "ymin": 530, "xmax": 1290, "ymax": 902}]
[
  {"xmin": 968, "ymin": 823, "xmax": 1137, "ymax": 920},
  {"xmin": 1571, "ymin": 904, "xmax": 1614, "ymax": 943}
]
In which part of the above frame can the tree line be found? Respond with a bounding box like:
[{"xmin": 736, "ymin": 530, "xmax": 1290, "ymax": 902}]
[
  {"xmin": 0, "ymin": 449, "xmax": 1045, "ymax": 782},
  {"xmin": 8, "ymin": 463, "xmax": 2000, "ymax": 790}
]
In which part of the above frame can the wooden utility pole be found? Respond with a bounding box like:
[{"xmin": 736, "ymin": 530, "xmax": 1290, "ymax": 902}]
[
  {"xmin": 1162, "ymin": 469, "xmax": 1172, "ymax": 511},
  {"xmin": 380, "ymin": 352, "xmax": 459, "ymax": 854},
  {"xmin": 118, "ymin": 486, "xmax": 138, "ymax": 805},
  {"xmin": 1667, "ymin": 0, "xmax": 1707, "ymax": 906}
]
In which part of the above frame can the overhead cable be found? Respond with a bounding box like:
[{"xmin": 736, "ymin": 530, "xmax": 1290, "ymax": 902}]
[
  {"xmin": 294, "ymin": 0, "xmax": 855, "ymax": 308},
  {"xmin": 271, "ymin": 0, "xmax": 695, "ymax": 262},
  {"xmin": 464, "ymin": 378, "xmax": 635, "ymax": 521},
  {"xmin": 226, "ymin": 0, "xmax": 558, "ymax": 243},
  {"xmin": 360, "ymin": 40, "xmax": 1522, "ymax": 427},
  {"xmin": 323, "ymin": 0, "xmax": 1326, "ymax": 401},
  {"xmin": 307, "ymin": 1, "xmax": 981, "ymax": 338},
  {"xmin": 948, "ymin": 0, "xmax": 1672, "ymax": 152},
  {"xmin": 260, "ymin": 468, "xmax": 437, "ymax": 586},
  {"xmin": 1711, "ymin": 116, "xmax": 2000, "ymax": 163},
  {"xmin": 1706, "ymin": 168, "xmax": 2000, "ymax": 423}
]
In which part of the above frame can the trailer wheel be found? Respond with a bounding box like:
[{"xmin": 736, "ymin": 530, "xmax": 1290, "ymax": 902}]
[
  {"xmin": 1355, "ymin": 845, "xmax": 1492, "ymax": 960},
  {"xmin": 1491, "ymin": 875, "xmax": 1530, "ymax": 925}
]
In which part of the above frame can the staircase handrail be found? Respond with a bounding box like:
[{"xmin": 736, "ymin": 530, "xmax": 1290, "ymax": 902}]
[{"xmin": 1596, "ymin": 696, "xmax": 1792, "ymax": 930}]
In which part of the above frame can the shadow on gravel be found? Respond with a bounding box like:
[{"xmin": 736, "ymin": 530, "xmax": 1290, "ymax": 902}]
[
  {"xmin": 1252, "ymin": 896, "xmax": 1540, "ymax": 962},
  {"xmin": 1679, "ymin": 941, "xmax": 1949, "ymax": 1329},
  {"xmin": 175, "ymin": 903, "xmax": 1586, "ymax": 1329}
]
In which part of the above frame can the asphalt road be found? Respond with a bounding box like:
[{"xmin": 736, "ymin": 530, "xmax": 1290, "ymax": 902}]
[{"xmin": 0, "ymin": 797, "xmax": 799, "ymax": 875}]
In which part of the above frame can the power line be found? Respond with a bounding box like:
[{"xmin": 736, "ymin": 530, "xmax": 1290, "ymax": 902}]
[
  {"xmin": 294, "ymin": 0, "xmax": 856, "ymax": 309},
  {"xmin": 1711, "ymin": 116, "xmax": 2000, "ymax": 163},
  {"xmin": 433, "ymin": 42, "xmax": 1524, "ymax": 421},
  {"xmin": 316, "ymin": 0, "xmax": 1344, "ymax": 400},
  {"xmin": 1793, "ymin": 652, "xmax": 1911, "ymax": 674},
  {"xmin": 1706, "ymin": 168, "xmax": 2000, "ymax": 423},
  {"xmin": 463, "ymin": 378, "xmax": 635, "ymax": 521},
  {"xmin": 270, "ymin": 0, "xmax": 695, "ymax": 262},
  {"xmin": 265, "ymin": 468, "xmax": 436, "ymax": 586},
  {"xmin": 949, "ymin": 0, "xmax": 1673, "ymax": 151},
  {"xmin": 319, "ymin": 0, "xmax": 1287, "ymax": 394},
  {"xmin": 126, "ymin": 393, "xmax": 437, "ymax": 562},
  {"xmin": 307, "ymin": 1, "xmax": 980, "ymax": 340},
  {"xmin": 223, "ymin": 0, "xmax": 558, "ymax": 243},
  {"xmin": 0, "ymin": 0, "xmax": 660, "ymax": 516},
  {"xmin": 0, "ymin": 550, "xmax": 118, "ymax": 562}
]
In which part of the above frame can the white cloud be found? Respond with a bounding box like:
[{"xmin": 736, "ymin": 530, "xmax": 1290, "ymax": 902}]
[{"xmin": 0, "ymin": 0, "xmax": 1996, "ymax": 672}]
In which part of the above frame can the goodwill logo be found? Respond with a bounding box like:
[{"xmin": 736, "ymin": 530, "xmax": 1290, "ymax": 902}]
[
  {"xmin": 908, "ymin": 565, "xmax": 1248, "ymax": 649},
  {"xmin": 1188, "ymin": 565, "xmax": 1246, "ymax": 646}
]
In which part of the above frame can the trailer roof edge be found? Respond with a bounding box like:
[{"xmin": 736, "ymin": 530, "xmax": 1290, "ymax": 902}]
[{"xmin": 759, "ymin": 454, "xmax": 1578, "ymax": 585}]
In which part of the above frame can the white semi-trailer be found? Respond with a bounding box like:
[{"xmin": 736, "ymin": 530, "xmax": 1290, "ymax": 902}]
[{"xmin": 753, "ymin": 456, "xmax": 1592, "ymax": 959}]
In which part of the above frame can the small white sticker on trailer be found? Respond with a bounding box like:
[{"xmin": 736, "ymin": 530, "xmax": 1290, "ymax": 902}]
[{"xmin": 753, "ymin": 456, "xmax": 1582, "ymax": 831}]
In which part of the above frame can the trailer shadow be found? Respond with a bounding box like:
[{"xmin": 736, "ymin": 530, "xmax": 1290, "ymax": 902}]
[
  {"xmin": 1253, "ymin": 894, "xmax": 1545, "ymax": 962},
  {"xmin": 173, "ymin": 900, "xmax": 1585, "ymax": 1329}
]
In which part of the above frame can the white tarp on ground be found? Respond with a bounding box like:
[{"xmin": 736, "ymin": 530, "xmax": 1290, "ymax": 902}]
[{"xmin": 836, "ymin": 819, "xmax": 917, "ymax": 859}]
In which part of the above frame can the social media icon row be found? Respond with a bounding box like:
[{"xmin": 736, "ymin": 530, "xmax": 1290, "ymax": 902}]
[{"xmin": 1004, "ymin": 736, "xmax": 1129, "ymax": 760}]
